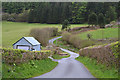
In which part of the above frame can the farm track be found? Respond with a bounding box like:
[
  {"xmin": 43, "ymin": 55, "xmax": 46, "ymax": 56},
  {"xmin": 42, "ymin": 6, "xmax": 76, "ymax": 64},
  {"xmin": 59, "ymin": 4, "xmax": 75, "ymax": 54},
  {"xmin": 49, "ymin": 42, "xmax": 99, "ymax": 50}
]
[{"xmin": 29, "ymin": 36, "xmax": 96, "ymax": 79}]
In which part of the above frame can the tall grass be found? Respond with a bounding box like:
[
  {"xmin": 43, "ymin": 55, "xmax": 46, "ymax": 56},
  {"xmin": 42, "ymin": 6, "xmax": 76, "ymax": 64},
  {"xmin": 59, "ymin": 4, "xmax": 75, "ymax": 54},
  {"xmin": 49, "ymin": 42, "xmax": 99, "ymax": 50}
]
[{"xmin": 30, "ymin": 27, "xmax": 58, "ymax": 46}]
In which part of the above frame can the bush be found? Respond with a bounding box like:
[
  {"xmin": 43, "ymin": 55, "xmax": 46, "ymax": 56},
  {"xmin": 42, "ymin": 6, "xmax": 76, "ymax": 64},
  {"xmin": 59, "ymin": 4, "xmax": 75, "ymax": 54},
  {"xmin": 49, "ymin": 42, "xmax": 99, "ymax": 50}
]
[
  {"xmin": 62, "ymin": 19, "xmax": 70, "ymax": 30},
  {"xmin": 62, "ymin": 32, "xmax": 95, "ymax": 49},
  {"xmin": 30, "ymin": 27, "xmax": 58, "ymax": 46},
  {"xmin": 110, "ymin": 21, "xmax": 116, "ymax": 25},
  {"xmin": 62, "ymin": 31, "xmax": 71, "ymax": 42}
]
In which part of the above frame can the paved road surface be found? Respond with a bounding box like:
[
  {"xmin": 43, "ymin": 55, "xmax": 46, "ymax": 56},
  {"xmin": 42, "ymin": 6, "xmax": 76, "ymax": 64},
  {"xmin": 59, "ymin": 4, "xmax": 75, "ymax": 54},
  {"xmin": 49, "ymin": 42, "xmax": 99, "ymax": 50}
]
[{"xmin": 30, "ymin": 36, "xmax": 95, "ymax": 78}]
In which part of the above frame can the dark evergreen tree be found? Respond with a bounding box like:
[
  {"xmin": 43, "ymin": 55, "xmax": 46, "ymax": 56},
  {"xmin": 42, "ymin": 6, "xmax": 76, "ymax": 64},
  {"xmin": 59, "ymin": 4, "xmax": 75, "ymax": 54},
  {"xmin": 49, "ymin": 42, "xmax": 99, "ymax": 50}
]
[
  {"xmin": 105, "ymin": 6, "xmax": 117, "ymax": 24},
  {"xmin": 118, "ymin": 2, "xmax": 120, "ymax": 21},
  {"xmin": 88, "ymin": 12, "xmax": 98, "ymax": 27},
  {"xmin": 98, "ymin": 13, "xmax": 105, "ymax": 28},
  {"xmin": 2, "ymin": 2, "xmax": 118, "ymax": 24},
  {"xmin": 28, "ymin": 9, "xmax": 34, "ymax": 23}
]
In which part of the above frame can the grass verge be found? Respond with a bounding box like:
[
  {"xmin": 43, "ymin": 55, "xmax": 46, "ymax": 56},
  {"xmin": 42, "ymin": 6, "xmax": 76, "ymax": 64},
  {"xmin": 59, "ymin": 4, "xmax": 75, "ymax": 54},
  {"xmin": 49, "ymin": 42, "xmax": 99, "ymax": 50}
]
[
  {"xmin": 76, "ymin": 56, "xmax": 118, "ymax": 78},
  {"xmin": 52, "ymin": 54, "xmax": 70, "ymax": 59},
  {"xmin": 2, "ymin": 58, "xmax": 58, "ymax": 78}
]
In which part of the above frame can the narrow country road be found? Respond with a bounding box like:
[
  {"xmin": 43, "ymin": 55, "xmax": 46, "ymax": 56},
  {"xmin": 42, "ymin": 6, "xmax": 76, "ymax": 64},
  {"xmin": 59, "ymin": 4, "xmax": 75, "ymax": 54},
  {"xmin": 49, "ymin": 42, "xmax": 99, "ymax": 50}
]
[{"xmin": 30, "ymin": 36, "xmax": 95, "ymax": 78}]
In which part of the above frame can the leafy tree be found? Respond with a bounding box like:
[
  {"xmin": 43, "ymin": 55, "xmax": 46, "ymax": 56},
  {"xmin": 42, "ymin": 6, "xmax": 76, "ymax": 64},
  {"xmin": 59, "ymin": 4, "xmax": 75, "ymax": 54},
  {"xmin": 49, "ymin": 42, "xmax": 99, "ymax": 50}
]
[
  {"xmin": 98, "ymin": 13, "xmax": 105, "ymax": 28},
  {"xmin": 62, "ymin": 20, "xmax": 70, "ymax": 30},
  {"xmin": 88, "ymin": 12, "xmax": 98, "ymax": 27}
]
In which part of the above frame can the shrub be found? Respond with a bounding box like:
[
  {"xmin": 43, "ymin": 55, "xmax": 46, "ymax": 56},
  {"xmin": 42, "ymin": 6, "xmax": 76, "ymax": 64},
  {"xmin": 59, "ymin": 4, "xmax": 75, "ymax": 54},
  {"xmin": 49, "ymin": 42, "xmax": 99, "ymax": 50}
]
[
  {"xmin": 62, "ymin": 19, "xmax": 70, "ymax": 30},
  {"xmin": 87, "ymin": 33, "xmax": 92, "ymax": 40},
  {"xmin": 62, "ymin": 31, "xmax": 71, "ymax": 42},
  {"xmin": 62, "ymin": 32, "xmax": 95, "ymax": 49},
  {"xmin": 30, "ymin": 28, "xmax": 49, "ymax": 46},
  {"xmin": 110, "ymin": 21, "xmax": 116, "ymax": 25},
  {"xmin": 30, "ymin": 27, "xmax": 58, "ymax": 46}
]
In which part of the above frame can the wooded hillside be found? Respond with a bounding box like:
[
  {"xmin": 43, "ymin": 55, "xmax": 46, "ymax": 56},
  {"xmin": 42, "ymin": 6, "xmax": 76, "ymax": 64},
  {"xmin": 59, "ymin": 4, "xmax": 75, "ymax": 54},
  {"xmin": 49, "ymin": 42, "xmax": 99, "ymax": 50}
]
[{"xmin": 2, "ymin": 2, "xmax": 119, "ymax": 24}]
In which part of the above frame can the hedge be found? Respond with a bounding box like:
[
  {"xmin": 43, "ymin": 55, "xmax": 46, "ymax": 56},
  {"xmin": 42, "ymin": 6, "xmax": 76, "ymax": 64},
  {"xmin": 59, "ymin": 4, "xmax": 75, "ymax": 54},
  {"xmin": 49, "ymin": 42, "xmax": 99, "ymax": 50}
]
[
  {"xmin": 79, "ymin": 41, "xmax": 119, "ymax": 68},
  {"xmin": 1, "ymin": 48, "xmax": 52, "ymax": 65}
]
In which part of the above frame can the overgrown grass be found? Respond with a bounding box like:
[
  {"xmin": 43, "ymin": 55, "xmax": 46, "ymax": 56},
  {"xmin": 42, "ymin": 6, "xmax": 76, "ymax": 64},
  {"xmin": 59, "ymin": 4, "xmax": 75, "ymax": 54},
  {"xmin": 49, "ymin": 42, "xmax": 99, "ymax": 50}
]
[
  {"xmin": 2, "ymin": 58, "xmax": 58, "ymax": 78},
  {"xmin": 78, "ymin": 28, "xmax": 118, "ymax": 40},
  {"xmin": 2, "ymin": 21, "xmax": 88, "ymax": 48},
  {"xmin": 52, "ymin": 54, "xmax": 70, "ymax": 59},
  {"xmin": 76, "ymin": 56, "xmax": 118, "ymax": 78}
]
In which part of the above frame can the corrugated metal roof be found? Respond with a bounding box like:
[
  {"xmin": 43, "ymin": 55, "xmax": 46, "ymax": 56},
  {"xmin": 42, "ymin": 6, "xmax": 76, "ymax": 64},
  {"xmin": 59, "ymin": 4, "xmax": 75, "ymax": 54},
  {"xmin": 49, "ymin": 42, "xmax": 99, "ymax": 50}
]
[{"xmin": 24, "ymin": 37, "xmax": 40, "ymax": 45}]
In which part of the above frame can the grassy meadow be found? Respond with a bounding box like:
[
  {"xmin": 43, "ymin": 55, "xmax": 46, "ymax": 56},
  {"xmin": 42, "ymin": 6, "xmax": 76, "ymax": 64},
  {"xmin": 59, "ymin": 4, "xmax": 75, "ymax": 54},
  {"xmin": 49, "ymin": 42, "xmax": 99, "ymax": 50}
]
[
  {"xmin": 2, "ymin": 21, "xmax": 88, "ymax": 48},
  {"xmin": 78, "ymin": 28, "xmax": 118, "ymax": 40},
  {"xmin": 2, "ymin": 21, "xmax": 60, "ymax": 48}
]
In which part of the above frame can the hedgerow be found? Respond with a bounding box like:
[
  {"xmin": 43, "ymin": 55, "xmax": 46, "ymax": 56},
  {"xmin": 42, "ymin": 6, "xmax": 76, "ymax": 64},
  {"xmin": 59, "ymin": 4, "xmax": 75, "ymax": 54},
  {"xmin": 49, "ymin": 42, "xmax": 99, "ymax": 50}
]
[
  {"xmin": 62, "ymin": 31, "xmax": 95, "ymax": 49},
  {"xmin": 79, "ymin": 41, "xmax": 119, "ymax": 68},
  {"xmin": 111, "ymin": 41, "xmax": 120, "ymax": 58},
  {"xmin": 2, "ymin": 48, "xmax": 52, "ymax": 65},
  {"xmin": 30, "ymin": 27, "xmax": 58, "ymax": 46}
]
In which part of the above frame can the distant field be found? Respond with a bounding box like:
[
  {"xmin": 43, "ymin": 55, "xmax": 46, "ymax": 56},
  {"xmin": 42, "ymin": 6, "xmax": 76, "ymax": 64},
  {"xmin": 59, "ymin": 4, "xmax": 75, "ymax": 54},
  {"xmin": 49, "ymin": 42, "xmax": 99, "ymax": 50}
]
[
  {"xmin": 2, "ymin": 21, "xmax": 88, "ymax": 48},
  {"xmin": 78, "ymin": 28, "xmax": 118, "ymax": 40}
]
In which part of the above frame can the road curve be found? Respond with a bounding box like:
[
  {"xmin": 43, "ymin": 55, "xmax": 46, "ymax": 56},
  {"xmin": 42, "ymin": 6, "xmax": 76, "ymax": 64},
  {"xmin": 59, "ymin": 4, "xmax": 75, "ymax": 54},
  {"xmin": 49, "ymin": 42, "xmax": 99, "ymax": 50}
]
[{"xmin": 31, "ymin": 36, "xmax": 95, "ymax": 78}]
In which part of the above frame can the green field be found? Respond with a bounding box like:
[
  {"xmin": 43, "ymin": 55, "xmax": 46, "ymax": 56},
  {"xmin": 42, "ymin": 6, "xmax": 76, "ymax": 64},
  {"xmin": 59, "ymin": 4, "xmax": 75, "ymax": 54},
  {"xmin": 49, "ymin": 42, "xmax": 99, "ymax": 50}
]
[
  {"xmin": 2, "ymin": 21, "xmax": 88, "ymax": 48},
  {"xmin": 3, "ymin": 58, "xmax": 58, "ymax": 78},
  {"xmin": 2, "ymin": 21, "xmax": 60, "ymax": 48},
  {"xmin": 78, "ymin": 28, "xmax": 118, "ymax": 40}
]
